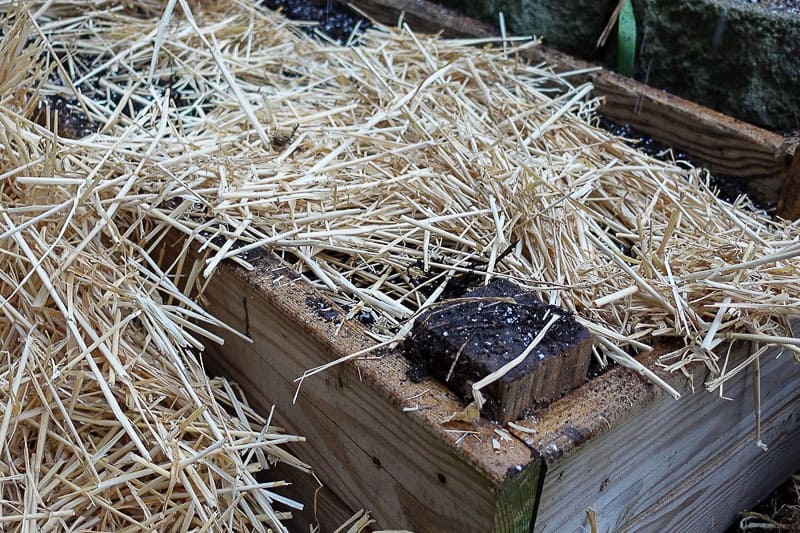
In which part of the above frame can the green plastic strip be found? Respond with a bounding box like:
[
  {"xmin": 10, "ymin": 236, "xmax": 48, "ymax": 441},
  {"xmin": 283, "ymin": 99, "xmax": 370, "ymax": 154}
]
[{"xmin": 618, "ymin": 0, "xmax": 636, "ymax": 77}]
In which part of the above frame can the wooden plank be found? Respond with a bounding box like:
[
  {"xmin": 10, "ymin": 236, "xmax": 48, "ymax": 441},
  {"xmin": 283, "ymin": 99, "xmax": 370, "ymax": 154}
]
[
  {"xmin": 158, "ymin": 238, "xmax": 543, "ymax": 532},
  {"xmin": 162, "ymin": 234, "xmax": 800, "ymax": 533},
  {"xmin": 507, "ymin": 342, "xmax": 800, "ymax": 532},
  {"xmin": 585, "ymin": 70, "xmax": 789, "ymax": 204},
  {"xmin": 777, "ymin": 144, "xmax": 800, "ymax": 219},
  {"xmin": 344, "ymin": 0, "xmax": 794, "ymax": 205},
  {"xmin": 170, "ymin": 237, "xmax": 800, "ymax": 532},
  {"xmin": 405, "ymin": 279, "xmax": 593, "ymax": 423}
]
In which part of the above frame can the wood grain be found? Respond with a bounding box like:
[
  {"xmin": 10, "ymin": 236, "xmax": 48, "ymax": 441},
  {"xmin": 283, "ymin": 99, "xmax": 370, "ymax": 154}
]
[
  {"xmin": 508, "ymin": 341, "xmax": 800, "ymax": 532},
  {"xmin": 160, "ymin": 237, "xmax": 541, "ymax": 532},
  {"xmin": 493, "ymin": 325, "xmax": 591, "ymax": 424},
  {"xmin": 406, "ymin": 279, "xmax": 593, "ymax": 424},
  {"xmin": 345, "ymin": 0, "xmax": 794, "ymax": 207},
  {"xmin": 348, "ymin": 0, "xmax": 497, "ymax": 37},
  {"xmin": 157, "ymin": 234, "xmax": 799, "ymax": 533},
  {"xmin": 777, "ymin": 144, "xmax": 800, "ymax": 219}
]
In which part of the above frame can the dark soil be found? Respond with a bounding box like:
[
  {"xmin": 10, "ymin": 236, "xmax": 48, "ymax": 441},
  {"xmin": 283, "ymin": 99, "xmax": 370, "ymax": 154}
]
[
  {"xmin": 36, "ymin": 96, "xmax": 100, "ymax": 139},
  {"xmin": 38, "ymin": 57, "xmax": 199, "ymax": 138},
  {"xmin": 403, "ymin": 279, "xmax": 590, "ymax": 416},
  {"xmin": 306, "ymin": 295, "xmax": 341, "ymax": 322},
  {"xmin": 354, "ymin": 308, "xmax": 376, "ymax": 326},
  {"xmin": 261, "ymin": 0, "xmax": 371, "ymax": 43},
  {"xmin": 597, "ymin": 116, "xmax": 692, "ymax": 162},
  {"xmin": 597, "ymin": 116, "xmax": 774, "ymax": 210},
  {"xmin": 586, "ymin": 352, "xmax": 615, "ymax": 379}
]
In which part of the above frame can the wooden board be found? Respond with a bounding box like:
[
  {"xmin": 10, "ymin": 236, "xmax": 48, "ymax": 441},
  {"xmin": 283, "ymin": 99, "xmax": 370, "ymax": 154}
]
[
  {"xmin": 405, "ymin": 279, "xmax": 594, "ymax": 423},
  {"xmin": 159, "ymin": 237, "xmax": 543, "ymax": 533},
  {"xmin": 157, "ymin": 232, "xmax": 800, "ymax": 532},
  {"xmin": 343, "ymin": 0, "xmax": 798, "ymax": 215},
  {"xmin": 150, "ymin": 4, "xmax": 800, "ymax": 529},
  {"xmin": 777, "ymin": 146, "xmax": 800, "ymax": 219},
  {"xmin": 508, "ymin": 342, "xmax": 800, "ymax": 532}
]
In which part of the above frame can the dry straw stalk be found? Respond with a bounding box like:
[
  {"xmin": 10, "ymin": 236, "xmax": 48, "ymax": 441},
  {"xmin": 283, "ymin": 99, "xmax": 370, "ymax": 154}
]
[{"xmin": 0, "ymin": 0, "xmax": 799, "ymax": 529}]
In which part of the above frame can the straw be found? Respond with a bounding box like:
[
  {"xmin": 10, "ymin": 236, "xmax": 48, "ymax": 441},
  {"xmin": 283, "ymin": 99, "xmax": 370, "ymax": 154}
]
[{"xmin": 1, "ymin": 1, "xmax": 799, "ymax": 529}]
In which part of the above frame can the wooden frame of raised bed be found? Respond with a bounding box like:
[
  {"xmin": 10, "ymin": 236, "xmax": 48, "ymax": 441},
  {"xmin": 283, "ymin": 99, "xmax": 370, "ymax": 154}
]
[
  {"xmin": 161, "ymin": 2, "xmax": 800, "ymax": 532},
  {"xmin": 345, "ymin": 0, "xmax": 800, "ymax": 220},
  {"xmin": 169, "ymin": 244, "xmax": 800, "ymax": 533}
]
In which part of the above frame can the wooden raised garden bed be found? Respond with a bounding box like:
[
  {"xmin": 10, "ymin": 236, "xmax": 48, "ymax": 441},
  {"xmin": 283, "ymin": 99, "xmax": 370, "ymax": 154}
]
[
  {"xmin": 173, "ymin": 242, "xmax": 800, "ymax": 532},
  {"xmin": 343, "ymin": 0, "xmax": 799, "ymax": 219},
  {"xmin": 155, "ymin": 2, "xmax": 800, "ymax": 532},
  {"xmin": 8, "ymin": 1, "xmax": 799, "ymax": 531}
]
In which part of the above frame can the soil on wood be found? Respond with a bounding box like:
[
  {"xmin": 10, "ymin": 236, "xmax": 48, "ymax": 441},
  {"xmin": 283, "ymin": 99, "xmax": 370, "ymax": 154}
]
[
  {"xmin": 403, "ymin": 279, "xmax": 590, "ymax": 418},
  {"xmin": 306, "ymin": 295, "xmax": 341, "ymax": 322},
  {"xmin": 597, "ymin": 116, "xmax": 692, "ymax": 162}
]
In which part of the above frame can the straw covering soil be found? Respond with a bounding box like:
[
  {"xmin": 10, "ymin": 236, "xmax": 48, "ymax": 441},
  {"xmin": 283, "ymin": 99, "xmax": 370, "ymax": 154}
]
[{"xmin": 1, "ymin": 0, "xmax": 799, "ymax": 530}]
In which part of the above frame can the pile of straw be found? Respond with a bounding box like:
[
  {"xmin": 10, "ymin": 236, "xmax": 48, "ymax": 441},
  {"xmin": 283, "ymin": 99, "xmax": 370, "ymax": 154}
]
[
  {"xmin": 0, "ymin": 5, "xmax": 311, "ymax": 532},
  {"xmin": 1, "ymin": 0, "xmax": 799, "ymax": 528}
]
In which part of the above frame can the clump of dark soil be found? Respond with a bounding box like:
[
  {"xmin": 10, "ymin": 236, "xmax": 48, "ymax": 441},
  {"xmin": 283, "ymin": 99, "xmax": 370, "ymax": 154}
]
[
  {"xmin": 403, "ymin": 279, "xmax": 590, "ymax": 415},
  {"xmin": 306, "ymin": 295, "xmax": 341, "ymax": 322},
  {"xmin": 36, "ymin": 95, "xmax": 100, "ymax": 139},
  {"xmin": 261, "ymin": 0, "xmax": 371, "ymax": 43}
]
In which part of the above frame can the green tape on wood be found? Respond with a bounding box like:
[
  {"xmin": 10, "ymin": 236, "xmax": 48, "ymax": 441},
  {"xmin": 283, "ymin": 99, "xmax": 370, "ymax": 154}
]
[
  {"xmin": 493, "ymin": 458, "xmax": 545, "ymax": 532},
  {"xmin": 618, "ymin": 0, "xmax": 636, "ymax": 77}
]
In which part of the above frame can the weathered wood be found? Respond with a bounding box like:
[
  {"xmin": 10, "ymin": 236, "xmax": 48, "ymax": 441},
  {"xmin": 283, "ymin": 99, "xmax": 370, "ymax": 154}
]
[
  {"xmin": 159, "ymin": 238, "xmax": 543, "ymax": 532},
  {"xmin": 345, "ymin": 0, "xmax": 794, "ymax": 206},
  {"xmin": 777, "ymin": 144, "xmax": 800, "ymax": 219},
  {"xmin": 158, "ymin": 226, "xmax": 800, "ymax": 532},
  {"xmin": 405, "ymin": 279, "xmax": 593, "ymax": 423},
  {"xmin": 585, "ymin": 70, "xmax": 789, "ymax": 205},
  {"xmin": 507, "ymin": 341, "xmax": 800, "ymax": 532}
]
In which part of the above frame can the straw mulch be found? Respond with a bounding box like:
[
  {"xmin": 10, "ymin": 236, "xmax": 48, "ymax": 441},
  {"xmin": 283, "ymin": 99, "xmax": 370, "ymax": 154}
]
[
  {"xmin": 1, "ymin": 0, "xmax": 799, "ymax": 529},
  {"xmin": 0, "ymin": 4, "xmax": 313, "ymax": 532}
]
